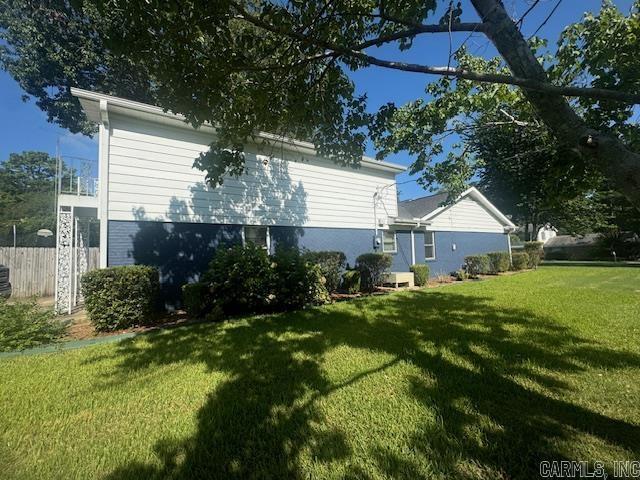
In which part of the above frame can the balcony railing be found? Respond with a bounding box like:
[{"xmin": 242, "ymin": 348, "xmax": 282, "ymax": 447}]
[{"xmin": 58, "ymin": 156, "xmax": 99, "ymax": 197}]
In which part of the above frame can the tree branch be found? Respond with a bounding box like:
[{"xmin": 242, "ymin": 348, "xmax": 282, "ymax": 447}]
[{"xmin": 231, "ymin": 3, "xmax": 640, "ymax": 105}]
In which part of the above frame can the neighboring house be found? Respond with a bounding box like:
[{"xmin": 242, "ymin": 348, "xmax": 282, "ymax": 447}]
[
  {"xmin": 55, "ymin": 89, "xmax": 515, "ymax": 307},
  {"xmin": 543, "ymin": 234, "xmax": 604, "ymax": 260}
]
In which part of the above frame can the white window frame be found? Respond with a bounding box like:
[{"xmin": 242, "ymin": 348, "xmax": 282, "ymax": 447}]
[
  {"xmin": 424, "ymin": 231, "xmax": 436, "ymax": 260},
  {"xmin": 242, "ymin": 225, "xmax": 270, "ymax": 251},
  {"xmin": 382, "ymin": 230, "xmax": 397, "ymax": 253}
]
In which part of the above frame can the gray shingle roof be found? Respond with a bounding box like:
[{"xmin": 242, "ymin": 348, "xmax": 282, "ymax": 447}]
[
  {"xmin": 397, "ymin": 192, "xmax": 449, "ymax": 219},
  {"xmin": 545, "ymin": 234, "xmax": 602, "ymax": 248}
]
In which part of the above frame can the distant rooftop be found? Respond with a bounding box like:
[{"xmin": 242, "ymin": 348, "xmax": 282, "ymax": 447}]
[{"xmin": 397, "ymin": 191, "xmax": 449, "ymax": 219}]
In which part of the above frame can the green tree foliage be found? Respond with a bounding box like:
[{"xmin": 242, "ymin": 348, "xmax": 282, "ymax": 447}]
[
  {"xmin": 0, "ymin": 0, "xmax": 156, "ymax": 135},
  {"xmin": 2, "ymin": 0, "xmax": 640, "ymax": 209},
  {"xmin": 0, "ymin": 152, "xmax": 57, "ymax": 246}
]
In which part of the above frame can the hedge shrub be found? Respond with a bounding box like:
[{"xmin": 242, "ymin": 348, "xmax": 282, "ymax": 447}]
[
  {"xmin": 202, "ymin": 244, "xmax": 273, "ymax": 317},
  {"xmin": 523, "ymin": 241, "xmax": 544, "ymax": 268},
  {"xmin": 410, "ymin": 264, "xmax": 429, "ymax": 286},
  {"xmin": 464, "ymin": 255, "xmax": 489, "ymax": 278},
  {"xmin": 341, "ymin": 270, "xmax": 361, "ymax": 293},
  {"xmin": 511, "ymin": 252, "xmax": 529, "ymax": 270},
  {"xmin": 181, "ymin": 282, "xmax": 212, "ymax": 318},
  {"xmin": 0, "ymin": 298, "xmax": 66, "ymax": 352},
  {"xmin": 82, "ymin": 265, "xmax": 160, "ymax": 331},
  {"xmin": 302, "ymin": 251, "xmax": 346, "ymax": 293},
  {"xmin": 271, "ymin": 248, "xmax": 330, "ymax": 311},
  {"xmin": 487, "ymin": 251, "xmax": 511, "ymax": 274},
  {"xmin": 356, "ymin": 253, "xmax": 393, "ymax": 292},
  {"xmin": 200, "ymin": 245, "xmax": 330, "ymax": 318}
]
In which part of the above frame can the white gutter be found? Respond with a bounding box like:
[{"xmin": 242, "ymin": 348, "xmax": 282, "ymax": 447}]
[{"xmin": 98, "ymin": 99, "xmax": 110, "ymax": 268}]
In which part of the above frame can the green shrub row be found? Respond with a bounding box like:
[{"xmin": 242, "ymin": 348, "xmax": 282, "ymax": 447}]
[
  {"xmin": 410, "ymin": 264, "xmax": 429, "ymax": 286},
  {"xmin": 341, "ymin": 270, "xmax": 361, "ymax": 293},
  {"xmin": 82, "ymin": 265, "xmax": 161, "ymax": 331},
  {"xmin": 464, "ymin": 255, "xmax": 490, "ymax": 277},
  {"xmin": 511, "ymin": 252, "xmax": 529, "ymax": 270},
  {"xmin": 356, "ymin": 253, "xmax": 393, "ymax": 292},
  {"xmin": 487, "ymin": 251, "xmax": 511, "ymax": 273},
  {"xmin": 189, "ymin": 245, "xmax": 331, "ymax": 319},
  {"xmin": 302, "ymin": 251, "xmax": 346, "ymax": 293},
  {"xmin": 523, "ymin": 241, "xmax": 544, "ymax": 268}
]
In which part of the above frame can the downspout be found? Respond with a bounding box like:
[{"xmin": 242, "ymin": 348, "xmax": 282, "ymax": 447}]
[
  {"xmin": 410, "ymin": 229, "xmax": 415, "ymax": 265},
  {"xmin": 98, "ymin": 100, "xmax": 110, "ymax": 268},
  {"xmin": 373, "ymin": 189, "xmax": 379, "ymax": 242}
]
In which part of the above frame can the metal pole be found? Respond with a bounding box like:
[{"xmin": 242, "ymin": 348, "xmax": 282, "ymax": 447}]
[
  {"xmin": 73, "ymin": 216, "xmax": 78, "ymax": 307},
  {"xmin": 12, "ymin": 224, "xmax": 16, "ymax": 248}
]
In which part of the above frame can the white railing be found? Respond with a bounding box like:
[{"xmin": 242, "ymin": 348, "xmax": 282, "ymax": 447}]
[{"xmin": 58, "ymin": 156, "xmax": 99, "ymax": 197}]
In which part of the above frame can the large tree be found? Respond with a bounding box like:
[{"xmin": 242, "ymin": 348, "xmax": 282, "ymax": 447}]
[
  {"xmin": 3, "ymin": 1, "xmax": 640, "ymax": 210},
  {"xmin": 0, "ymin": 0, "xmax": 156, "ymax": 135},
  {"xmin": 0, "ymin": 152, "xmax": 57, "ymax": 246}
]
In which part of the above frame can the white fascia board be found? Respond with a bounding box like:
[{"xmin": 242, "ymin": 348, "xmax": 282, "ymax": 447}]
[
  {"xmin": 70, "ymin": 88, "xmax": 406, "ymax": 174},
  {"xmin": 420, "ymin": 186, "xmax": 516, "ymax": 230}
]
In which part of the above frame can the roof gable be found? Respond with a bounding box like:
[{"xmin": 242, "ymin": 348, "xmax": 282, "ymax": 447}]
[{"xmin": 398, "ymin": 187, "xmax": 515, "ymax": 232}]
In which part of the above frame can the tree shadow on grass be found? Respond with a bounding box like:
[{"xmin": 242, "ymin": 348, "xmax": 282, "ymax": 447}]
[{"xmin": 96, "ymin": 289, "xmax": 640, "ymax": 479}]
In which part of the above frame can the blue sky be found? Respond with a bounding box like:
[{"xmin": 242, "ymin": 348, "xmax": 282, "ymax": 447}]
[{"xmin": 0, "ymin": 0, "xmax": 633, "ymax": 200}]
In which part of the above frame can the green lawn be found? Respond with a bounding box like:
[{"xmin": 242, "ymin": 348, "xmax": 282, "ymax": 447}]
[{"xmin": 1, "ymin": 267, "xmax": 639, "ymax": 479}]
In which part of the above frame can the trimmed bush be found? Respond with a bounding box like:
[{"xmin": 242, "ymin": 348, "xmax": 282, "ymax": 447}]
[
  {"xmin": 201, "ymin": 245, "xmax": 330, "ymax": 318},
  {"xmin": 487, "ymin": 251, "xmax": 511, "ymax": 274},
  {"xmin": 302, "ymin": 251, "xmax": 346, "ymax": 293},
  {"xmin": 410, "ymin": 264, "xmax": 429, "ymax": 286},
  {"xmin": 202, "ymin": 244, "xmax": 273, "ymax": 317},
  {"xmin": 356, "ymin": 253, "xmax": 393, "ymax": 292},
  {"xmin": 511, "ymin": 252, "xmax": 529, "ymax": 270},
  {"xmin": 523, "ymin": 241, "xmax": 544, "ymax": 268},
  {"xmin": 341, "ymin": 270, "xmax": 361, "ymax": 294},
  {"xmin": 271, "ymin": 248, "xmax": 330, "ymax": 311},
  {"xmin": 464, "ymin": 255, "xmax": 490, "ymax": 278},
  {"xmin": 0, "ymin": 298, "xmax": 66, "ymax": 352},
  {"xmin": 82, "ymin": 265, "xmax": 160, "ymax": 331},
  {"xmin": 181, "ymin": 282, "xmax": 212, "ymax": 318},
  {"xmin": 453, "ymin": 269, "xmax": 468, "ymax": 281}
]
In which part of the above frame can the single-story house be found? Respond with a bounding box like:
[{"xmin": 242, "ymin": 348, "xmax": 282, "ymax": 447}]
[{"xmin": 56, "ymin": 89, "xmax": 515, "ymax": 305}]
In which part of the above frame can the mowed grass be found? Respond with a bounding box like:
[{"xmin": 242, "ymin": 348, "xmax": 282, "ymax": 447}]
[{"xmin": 1, "ymin": 267, "xmax": 639, "ymax": 479}]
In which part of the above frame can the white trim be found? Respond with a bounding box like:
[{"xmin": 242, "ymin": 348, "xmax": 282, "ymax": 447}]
[
  {"xmin": 70, "ymin": 88, "xmax": 406, "ymax": 174},
  {"xmin": 424, "ymin": 230, "xmax": 436, "ymax": 260},
  {"xmin": 410, "ymin": 231, "xmax": 416, "ymax": 265},
  {"xmin": 382, "ymin": 230, "xmax": 397, "ymax": 253},
  {"xmin": 420, "ymin": 187, "xmax": 516, "ymax": 230},
  {"xmin": 98, "ymin": 99, "xmax": 110, "ymax": 268}
]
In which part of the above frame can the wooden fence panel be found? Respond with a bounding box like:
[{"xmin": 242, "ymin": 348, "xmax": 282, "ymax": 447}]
[{"xmin": 0, "ymin": 247, "xmax": 99, "ymax": 298}]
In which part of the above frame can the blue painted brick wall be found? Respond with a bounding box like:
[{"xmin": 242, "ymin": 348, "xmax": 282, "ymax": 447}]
[{"xmin": 426, "ymin": 231, "xmax": 509, "ymax": 276}]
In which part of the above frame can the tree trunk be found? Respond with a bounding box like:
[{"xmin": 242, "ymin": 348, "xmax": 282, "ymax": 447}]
[{"xmin": 471, "ymin": 0, "xmax": 640, "ymax": 211}]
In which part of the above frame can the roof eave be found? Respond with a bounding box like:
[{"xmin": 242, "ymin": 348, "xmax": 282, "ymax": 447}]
[{"xmin": 71, "ymin": 88, "xmax": 406, "ymax": 174}]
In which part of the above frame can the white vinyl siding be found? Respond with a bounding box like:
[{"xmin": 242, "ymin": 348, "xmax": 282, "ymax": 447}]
[
  {"xmin": 106, "ymin": 114, "xmax": 398, "ymax": 228},
  {"xmin": 382, "ymin": 230, "xmax": 397, "ymax": 253},
  {"xmin": 424, "ymin": 231, "xmax": 435, "ymax": 260},
  {"xmin": 426, "ymin": 198, "xmax": 505, "ymax": 233}
]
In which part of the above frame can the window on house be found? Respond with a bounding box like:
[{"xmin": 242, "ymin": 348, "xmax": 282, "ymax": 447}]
[
  {"xmin": 424, "ymin": 231, "xmax": 436, "ymax": 260},
  {"xmin": 382, "ymin": 230, "xmax": 397, "ymax": 253},
  {"xmin": 243, "ymin": 226, "xmax": 269, "ymax": 250}
]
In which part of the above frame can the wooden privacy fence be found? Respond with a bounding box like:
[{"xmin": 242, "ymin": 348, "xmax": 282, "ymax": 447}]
[{"xmin": 0, "ymin": 247, "xmax": 99, "ymax": 297}]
